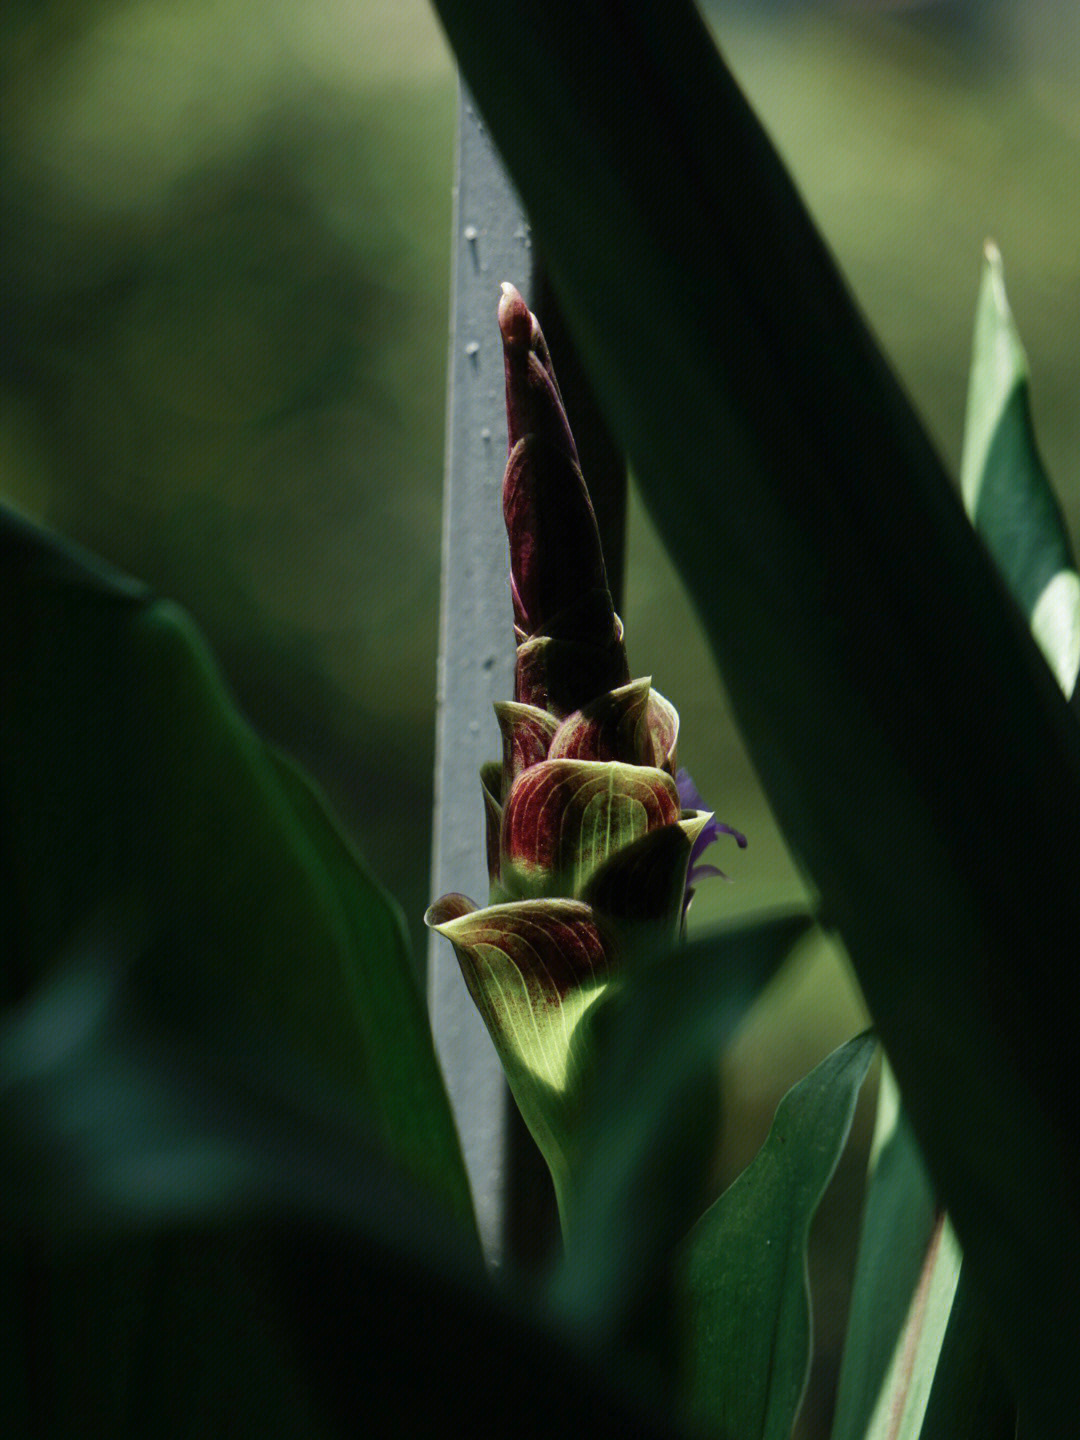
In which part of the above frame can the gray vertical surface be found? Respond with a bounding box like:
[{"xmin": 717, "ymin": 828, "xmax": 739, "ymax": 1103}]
[{"xmin": 427, "ymin": 82, "xmax": 534, "ymax": 1267}]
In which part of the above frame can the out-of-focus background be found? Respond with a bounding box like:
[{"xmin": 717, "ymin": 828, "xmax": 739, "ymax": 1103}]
[{"xmin": 3, "ymin": 1, "xmax": 1078, "ymax": 1432}]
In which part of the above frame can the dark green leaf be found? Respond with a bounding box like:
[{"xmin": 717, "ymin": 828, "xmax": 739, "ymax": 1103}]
[
  {"xmin": 920, "ymin": 1261, "xmax": 1017, "ymax": 1440},
  {"xmin": 679, "ymin": 1032, "xmax": 875, "ymax": 1440},
  {"xmin": 550, "ymin": 912, "xmax": 813, "ymax": 1360},
  {"xmin": 0, "ymin": 947, "xmax": 677, "ymax": 1440},
  {"xmin": 264, "ymin": 747, "xmax": 474, "ymax": 1222},
  {"xmin": 961, "ymin": 242, "xmax": 1079, "ymax": 697},
  {"xmin": 0, "ymin": 503, "xmax": 475, "ymax": 1229},
  {"xmin": 430, "ymin": 6, "xmax": 1080, "ymax": 1427}
]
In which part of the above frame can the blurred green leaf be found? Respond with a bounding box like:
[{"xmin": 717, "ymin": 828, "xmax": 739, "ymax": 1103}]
[
  {"xmin": 264, "ymin": 747, "xmax": 472, "ymax": 1220},
  {"xmin": 0, "ymin": 501, "xmax": 488, "ymax": 1432},
  {"xmin": 961, "ymin": 242, "xmax": 1080, "ymax": 698},
  {"xmin": 830, "ymin": 1068, "xmax": 939, "ymax": 1440},
  {"xmin": 431, "ymin": 5, "xmax": 1080, "ymax": 1427},
  {"xmin": 1, "ymin": 943, "xmax": 677, "ymax": 1440},
  {"xmin": 1, "ymin": 930, "xmax": 401, "ymax": 1439},
  {"xmin": 680, "ymin": 1031, "xmax": 875, "ymax": 1439},
  {"xmin": 0, "ymin": 503, "xmax": 474, "ymax": 1230},
  {"xmin": 550, "ymin": 913, "xmax": 812, "ymax": 1372}
]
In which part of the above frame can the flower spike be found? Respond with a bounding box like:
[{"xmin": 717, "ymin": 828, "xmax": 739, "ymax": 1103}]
[{"xmin": 426, "ymin": 286, "xmax": 746, "ymax": 1226}]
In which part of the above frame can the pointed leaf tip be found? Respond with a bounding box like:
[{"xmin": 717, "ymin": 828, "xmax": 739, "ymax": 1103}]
[{"xmin": 498, "ymin": 282, "xmax": 533, "ymax": 349}]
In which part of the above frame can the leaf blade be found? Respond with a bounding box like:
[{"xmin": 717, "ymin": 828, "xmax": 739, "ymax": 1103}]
[
  {"xmin": 681, "ymin": 1032, "xmax": 876, "ymax": 1440},
  {"xmin": 428, "ymin": 8, "xmax": 1080, "ymax": 1425},
  {"xmin": 830, "ymin": 1069, "xmax": 938, "ymax": 1440},
  {"xmin": 550, "ymin": 912, "xmax": 814, "ymax": 1353},
  {"xmin": 961, "ymin": 242, "xmax": 1080, "ymax": 696},
  {"xmin": 0, "ymin": 504, "xmax": 475, "ymax": 1231}
]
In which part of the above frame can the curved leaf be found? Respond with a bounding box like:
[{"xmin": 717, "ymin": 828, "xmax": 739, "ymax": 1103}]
[
  {"xmin": 265, "ymin": 748, "xmax": 474, "ymax": 1217},
  {"xmin": 548, "ymin": 676, "xmax": 653, "ymax": 764},
  {"xmin": 494, "ymin": 700, "xmax": 560, "ymax": 784},
  {"xmin": 582, "ymin": 811, "xmax": 708, "ymax": 949},
  {"xmin": 426, "ymin": 894, "xmax": 609, "ymax": 1215},
  {"xmin": 680, "ymin": 1032, "xmax": 876, "ymax": 1440},
  {"xmin": 961, "ymin": 242, "xmax": 1080, "ymax": 697},
  {"xmin": 642, "ymin": 688, "xmax": 679, "ymax": 774},
  {"xmin": 0, "ymin": 504, "xmax": 475, "ymax": 1232},
  {"xmin": 480, "ymin": 760, "xmax": 505, "ymax": 890},
  {"xmin": 550, "ymin": 912, "xmax": 814, "ymax": 1359},
  {"xmin": 431, "ymin": 7, "xmax": 1080, "ymax": 1427}
]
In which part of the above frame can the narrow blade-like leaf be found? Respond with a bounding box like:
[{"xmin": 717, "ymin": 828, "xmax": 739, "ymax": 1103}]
[
  {"xmin": 961, "ymin": 242, "xmax": 1080, "ymax": 697},
  {"xmin": 856, "ymin": 1211, "xmax": 962, "ymax": 1440},
  {"xmin": 680, "ymin": 1032, "xmax": 876, "ymax": 1440},
  {"xmin": 550, "ymin": 912, "xmax": 814, "ymax": 1352},
  {"xmin": 429, "ymin": 8, "xmax": 1080, "ymax": 1425},
  {"xmin": 919, "ymin": 1262, "xmax": 1017, "ymax": 1440},
  {"xmin": 831, "ymin": 1067, "xmax": 938, "ymax": 1440}
]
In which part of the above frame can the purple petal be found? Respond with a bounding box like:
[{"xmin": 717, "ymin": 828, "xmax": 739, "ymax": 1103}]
[
  {"xmin": 675, "ymin": 768, "xmax": 707, "ymax": 812},
  {"xmin": 687, "ymin": 862, "xmax": 733, "ymax": 885},
  {"xmin": 675, "ymin": 767, "xmax": 747, "ymax": 918}
]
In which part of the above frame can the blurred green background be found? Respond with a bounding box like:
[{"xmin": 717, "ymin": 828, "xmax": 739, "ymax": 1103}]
[{"xmin": 3, "ymin": 1, "xmax": 1078, "ymax": 1432}]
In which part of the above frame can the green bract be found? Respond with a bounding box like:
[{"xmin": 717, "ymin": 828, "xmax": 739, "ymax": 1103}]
[{"xmin": 426, "ymin": 285, "xmax": 737, "ymax": 1219}]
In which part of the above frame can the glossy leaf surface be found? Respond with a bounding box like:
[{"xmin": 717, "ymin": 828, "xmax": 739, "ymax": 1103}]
[
  {"xmin": 430, "ymin": 5, "xmax": 1080, "ymax": 1425},
  {"xmin": 680, "ymin": 1032, "xmax": 876, "ymax": 1440}
]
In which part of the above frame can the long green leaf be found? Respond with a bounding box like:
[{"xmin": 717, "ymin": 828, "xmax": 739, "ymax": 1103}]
[
  {"xmin": 681, "ymin": 1032, "xmax": 876, "ymax": 1439},
  {"xmin": 830, "ymin": 1069, "xmax": 939, "ymax": 1440},
  {"xmin": 550, "ymin": 912, "xmax": 812, "ymax": 1369},
  {"xmin": 429, "ymin": 6, "xmax": 1080, "ymax": 1426},
  {"xmin": 961, "ymin": 242, "xmax": 1080, "ymax": 698},
  {"xmin": 0, "ymin": 504, "xmax": 474, "ymax": 1229},
  {"xmin": 860, "ymin": 1212, "xmax": 962, "ymax": 1440},
  {"xmin": 834, "ymin": 242, "xmax": 1065, "ymax": 1438}
]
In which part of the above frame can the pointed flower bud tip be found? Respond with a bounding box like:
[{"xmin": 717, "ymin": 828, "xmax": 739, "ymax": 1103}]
[{"xmin": 498, "ymin": 282, "xmax": 534, "ymax": 350}]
